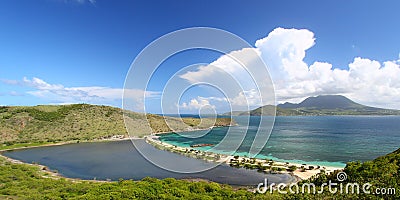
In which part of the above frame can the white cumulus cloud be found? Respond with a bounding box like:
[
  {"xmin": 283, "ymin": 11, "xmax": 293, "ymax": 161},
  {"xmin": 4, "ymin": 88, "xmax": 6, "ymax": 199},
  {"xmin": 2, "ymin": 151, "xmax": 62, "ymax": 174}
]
[
  {"xmin": 180, "ymin": 97, "xmax": 216, "ymax": 110},
  {"xmin": 179, "ymin": 27, "xmax": 400, "ymax": 109}
]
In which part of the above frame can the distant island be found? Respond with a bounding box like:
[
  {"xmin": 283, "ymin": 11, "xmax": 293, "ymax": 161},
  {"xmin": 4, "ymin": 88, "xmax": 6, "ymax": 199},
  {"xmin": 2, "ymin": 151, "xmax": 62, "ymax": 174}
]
[{"xmin": 223, "ymin": 95, "xmax": 400, "ymax": 116}]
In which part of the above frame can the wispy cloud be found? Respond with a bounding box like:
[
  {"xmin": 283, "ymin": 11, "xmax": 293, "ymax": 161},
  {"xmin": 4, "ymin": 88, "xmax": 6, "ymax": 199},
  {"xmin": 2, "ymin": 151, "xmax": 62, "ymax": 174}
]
[
  {"xmin": 53, "ymin": 0, "xmax": 96, "ymax": 5},
  {"xmin": 76, "ymin": 0, "xmax": 96, "ymax": 4},
  {"xmin": 2, "ymin": 77, "xmax": 160, "ymax": 110},
  {"xmin": 9, "ymin": 91, "xmax": 25, "ymax": 96}
]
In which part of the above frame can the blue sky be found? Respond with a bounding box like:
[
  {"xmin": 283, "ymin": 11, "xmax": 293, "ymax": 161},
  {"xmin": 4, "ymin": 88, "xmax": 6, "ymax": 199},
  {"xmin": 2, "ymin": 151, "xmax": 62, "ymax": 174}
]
[{"xmin": 1, "ymin": 0, "xmax": 400, "ymax": 113}]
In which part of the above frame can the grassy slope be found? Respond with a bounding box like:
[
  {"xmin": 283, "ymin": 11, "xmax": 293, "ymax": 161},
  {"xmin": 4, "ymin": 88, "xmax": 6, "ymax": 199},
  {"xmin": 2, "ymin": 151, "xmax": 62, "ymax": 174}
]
[
  {"xmin": 0, "ymin": 104, "xmax": 234, "ymax": 145},
  {"xmin": 0, "ymin": 104, "xmax": 127, "ymax": 144}
]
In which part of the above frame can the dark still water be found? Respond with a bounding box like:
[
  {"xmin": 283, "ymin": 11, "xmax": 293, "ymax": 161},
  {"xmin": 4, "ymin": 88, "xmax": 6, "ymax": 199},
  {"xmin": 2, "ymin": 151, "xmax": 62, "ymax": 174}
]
[
  {"xmin": 160, "ymin": 116, "xmax": 400, "ymax": 167},
  {"xmin": 3, "ymin": 140, "xmax": 295, "ymax": 186}
]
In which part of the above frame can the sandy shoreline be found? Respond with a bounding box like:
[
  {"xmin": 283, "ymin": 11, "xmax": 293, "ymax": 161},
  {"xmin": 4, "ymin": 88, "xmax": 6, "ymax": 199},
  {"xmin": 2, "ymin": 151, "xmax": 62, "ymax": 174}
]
[
  {"xmin": 0, "ymin": 137, "xmax": 127, "ymax": 153},
  {"xmin": 145, "ymin": 134, "xmax": 344, "ymax": 181}
]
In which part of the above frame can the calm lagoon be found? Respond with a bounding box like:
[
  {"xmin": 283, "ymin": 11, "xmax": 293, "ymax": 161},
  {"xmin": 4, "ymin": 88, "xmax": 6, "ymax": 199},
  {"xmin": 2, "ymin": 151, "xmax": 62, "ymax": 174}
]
[{"xmin": 3, "ymin": 139, "xmax": 295, "ymax": 186}]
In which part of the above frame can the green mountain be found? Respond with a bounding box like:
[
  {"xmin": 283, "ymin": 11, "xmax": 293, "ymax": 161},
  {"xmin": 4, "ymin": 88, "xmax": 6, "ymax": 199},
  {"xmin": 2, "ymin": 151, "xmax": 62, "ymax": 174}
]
[
  {"xmin": 279, "ymin": 95, "xmax": 369, "ymax": 109},
  {"xmin": 0, "ymin": 104, "xmax": 233, "ymax": 145},
  {"xmin": 225, "ymin": 95, "xmax": 400, "ymax": 116}
]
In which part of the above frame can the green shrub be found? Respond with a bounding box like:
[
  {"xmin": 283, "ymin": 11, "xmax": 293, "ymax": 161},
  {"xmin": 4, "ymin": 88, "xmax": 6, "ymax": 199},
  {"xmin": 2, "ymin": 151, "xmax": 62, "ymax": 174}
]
[{"xmin": 287, "ymin": 165, "xmax": 297, "ymax": 172}]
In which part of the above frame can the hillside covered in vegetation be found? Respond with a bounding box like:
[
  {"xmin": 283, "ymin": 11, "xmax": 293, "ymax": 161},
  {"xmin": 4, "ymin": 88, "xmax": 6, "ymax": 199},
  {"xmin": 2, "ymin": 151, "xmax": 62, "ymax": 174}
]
[
  {"xmin": 295, "ymin": 147, "xmax": 400, "ymax": 199},
  {"xmin": 0, "ymin": 104, "xmax": 234, "ymax": 146},
  {"xmin": 225, "ymin": 95, "xmax": 400, "ymax": 116}
]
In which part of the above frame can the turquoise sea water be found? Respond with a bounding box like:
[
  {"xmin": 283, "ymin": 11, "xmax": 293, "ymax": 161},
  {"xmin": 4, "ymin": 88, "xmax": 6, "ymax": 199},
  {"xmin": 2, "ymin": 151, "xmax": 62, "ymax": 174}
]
[{"xmin": 159, "ymin": 116, "xmax": 400, "ymax": 167}]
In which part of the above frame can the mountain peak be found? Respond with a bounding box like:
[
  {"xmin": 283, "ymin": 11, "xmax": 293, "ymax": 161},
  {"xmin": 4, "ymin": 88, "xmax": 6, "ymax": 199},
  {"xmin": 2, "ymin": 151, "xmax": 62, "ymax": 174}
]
[
  {"xmin": 278, "ymin": 95, "xmax": 362, "ymax": 109},
  {"xmin": 226, "ymin": 95, "xmax": 400, "ymax": 116}
]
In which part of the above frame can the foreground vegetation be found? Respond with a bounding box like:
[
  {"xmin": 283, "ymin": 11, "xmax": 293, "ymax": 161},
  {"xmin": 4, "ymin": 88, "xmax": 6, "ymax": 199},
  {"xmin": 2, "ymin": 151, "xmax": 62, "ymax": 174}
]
[
  {"xmin": 302, "ymin": 148, "xmax": 400, "ymax": 199},
  {"xmin": 0, "ymin": 156, "xmax": 280, "ymax": 199},
  {"xmin": 1, "ymin": 147, "xmax": 399, "ymax": 199},
  {"xmin": 0, "ymin": 104, "xmax": 234, "ymax": 146}
]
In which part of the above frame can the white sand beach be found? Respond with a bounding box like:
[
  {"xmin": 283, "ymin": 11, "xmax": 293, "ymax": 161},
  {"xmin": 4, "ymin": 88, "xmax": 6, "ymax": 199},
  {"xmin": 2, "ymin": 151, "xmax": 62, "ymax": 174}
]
[{"xmin": 145, "ymin": 135, "xmax": 344, "ymax": 181}]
